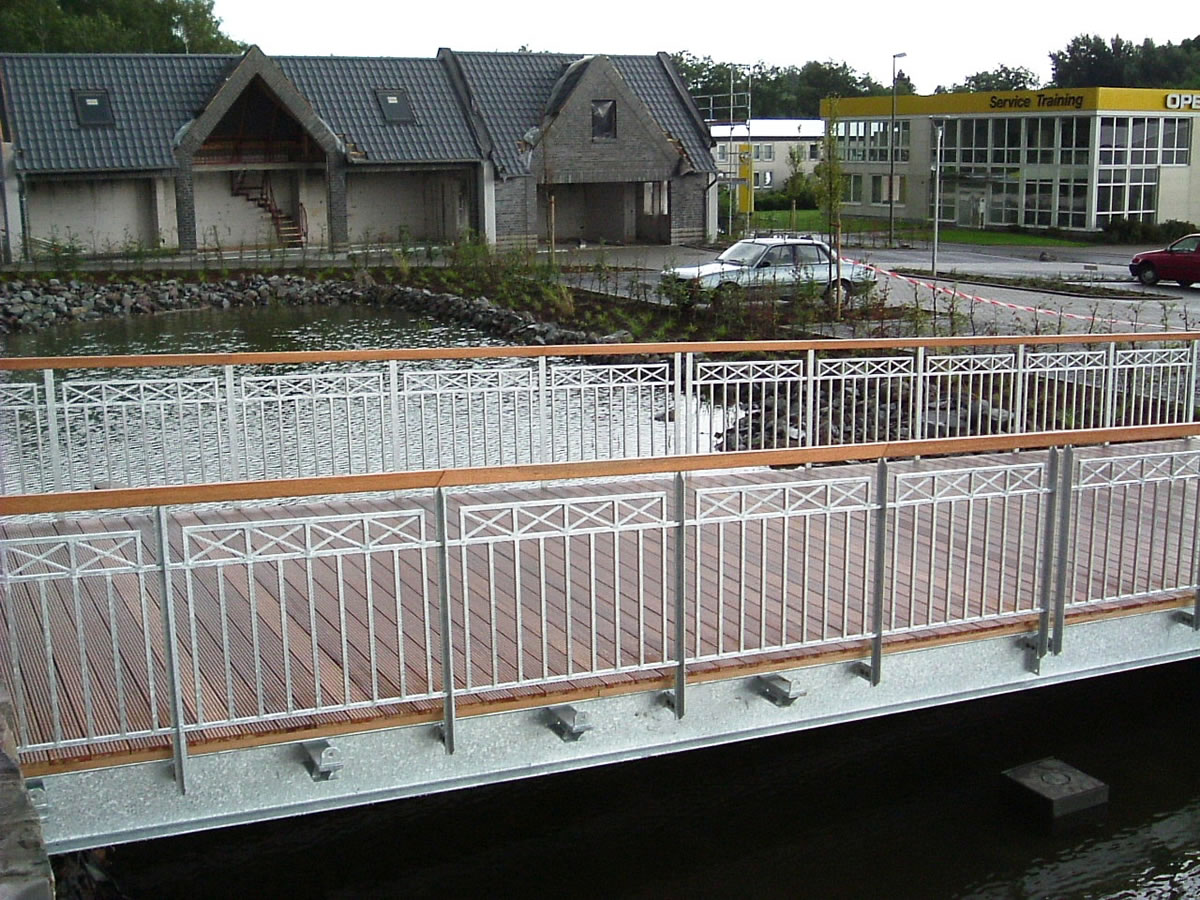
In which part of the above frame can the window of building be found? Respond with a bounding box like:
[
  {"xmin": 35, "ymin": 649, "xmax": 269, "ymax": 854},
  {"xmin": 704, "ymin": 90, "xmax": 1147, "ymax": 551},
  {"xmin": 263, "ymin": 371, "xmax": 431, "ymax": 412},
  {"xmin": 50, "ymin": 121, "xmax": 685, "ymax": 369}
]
[
  {"xmin": 1097, "ymin": 168, "xmax": 1159, "ymax": 224},
  {"xmin": 753, "ymin": 171, "xmax": 761, "ymax": 187},
  {"xmin": 72, "ymin": 89, "xmax": 114, "ymax": 127},
  {"xmin": 1163, "ymin": 118, "xmax": 1191, "ymax": 165},
  {"xmin": 1059, "ymin": 117, "xmax": 1090, "ymax": 166},
  {"xmin": 1023, "ymin": 180, "xmax": 1054, "ymax": 227},
  {"xmin": 1057, "ymin": 179, "xmax": 1088, "ymax": 229},
  {"xmin": 717, "ymin": 144, "xmax": 727, "ymax": 161},
  {"xmin": 842, "ymin": 173, "xmax": 863, "ymax": 203},
  {"xmin": 960, "ymin": 118, "xmax": 988, "ymax": 164},
  {"xmin": 809, "ymin": 142, "xmax": 819, "ymax": 160},
  {"xmin": 837, "ymin": 120, "xmax": 867, "ymax": 162},
  {"xmin": 869, "ymin": 174, "xmax": 904, "ymax": 204},
  {"xmin": 375, "ymin": 89, "xmax": 415, "ymax": 124},
  {"xmin": 1099, "ymin": 116, "xmax": 1130, "ymax": 165},
  {"xmin": 1025, "ymin": 118, "xmax": 1055, "ymax": 165},
  {"xmin": 989, "ymin": 181, "xmax": 1019, "ymax": 225},
  {"xmin": 591, "ymin": 100, "xmax": 616, "ymax": 140},
  {"xmin": 991, "ymin": 118, "xmax": 1022, "ymax": 165},
  {"xmin": 1130, "ymin": 117, "xmax": 1159, "ymax": 165}
]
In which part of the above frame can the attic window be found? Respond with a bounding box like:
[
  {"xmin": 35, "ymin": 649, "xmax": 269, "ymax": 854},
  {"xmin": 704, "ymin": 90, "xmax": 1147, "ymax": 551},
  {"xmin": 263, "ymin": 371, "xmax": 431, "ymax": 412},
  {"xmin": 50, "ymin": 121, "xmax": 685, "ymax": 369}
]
[
  {"xmin": 375, "ymin": 88, "xmax": 415, "ymax": 124},
  {"xmin": 72, "ymin": 90, "xmax": 114, "ymax": 127},
  {"xmin": 591, "ymin": 100, "xmax": 616, "ymax": 140}
]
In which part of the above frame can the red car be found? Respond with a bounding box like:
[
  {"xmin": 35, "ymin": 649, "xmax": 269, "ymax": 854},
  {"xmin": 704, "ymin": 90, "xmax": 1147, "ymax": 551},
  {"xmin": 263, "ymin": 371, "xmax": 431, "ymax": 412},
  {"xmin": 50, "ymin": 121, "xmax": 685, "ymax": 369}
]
[{"xmin": 1130, "ymin": 234, "xmax": 1200, "ymax": 287}]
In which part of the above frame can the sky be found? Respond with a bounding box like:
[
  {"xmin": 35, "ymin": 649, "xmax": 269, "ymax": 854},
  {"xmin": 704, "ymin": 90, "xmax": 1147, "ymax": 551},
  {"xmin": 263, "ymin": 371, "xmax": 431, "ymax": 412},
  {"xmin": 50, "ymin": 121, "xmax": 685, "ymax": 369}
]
[{"xmin": 209, "ymin": 1, "xmax": 1189, "ymax": 94}]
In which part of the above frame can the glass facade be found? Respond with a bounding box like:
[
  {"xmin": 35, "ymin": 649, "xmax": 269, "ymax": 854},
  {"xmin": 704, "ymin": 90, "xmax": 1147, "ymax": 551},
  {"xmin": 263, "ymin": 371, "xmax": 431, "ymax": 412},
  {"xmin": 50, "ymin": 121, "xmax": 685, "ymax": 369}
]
[{"xmin": 839, "ymin": 105, "xmax": 1195, "ymax": 231}]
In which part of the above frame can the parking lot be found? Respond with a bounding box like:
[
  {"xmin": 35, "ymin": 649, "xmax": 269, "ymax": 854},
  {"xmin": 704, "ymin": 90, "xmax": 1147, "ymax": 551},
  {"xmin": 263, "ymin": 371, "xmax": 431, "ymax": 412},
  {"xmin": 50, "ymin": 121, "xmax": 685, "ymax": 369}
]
[{"xmin": 545, "ymin": 239, "xmax": 1200, "ymax": 334}]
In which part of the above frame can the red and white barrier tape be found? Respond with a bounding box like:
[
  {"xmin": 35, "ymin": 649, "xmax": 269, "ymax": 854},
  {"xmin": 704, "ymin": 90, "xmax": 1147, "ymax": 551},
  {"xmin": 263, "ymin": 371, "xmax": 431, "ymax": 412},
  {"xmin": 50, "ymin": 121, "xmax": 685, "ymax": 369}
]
[{"xmin": 844, "ymin": 258, "xmax": 1173, "ymax": 332}]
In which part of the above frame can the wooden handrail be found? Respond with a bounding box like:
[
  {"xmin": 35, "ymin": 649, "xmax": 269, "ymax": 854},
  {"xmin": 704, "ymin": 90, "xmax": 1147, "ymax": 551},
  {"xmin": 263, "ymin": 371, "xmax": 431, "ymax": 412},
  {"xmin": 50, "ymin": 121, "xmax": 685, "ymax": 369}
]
[
  {"xmin": 3, "ymin": 423, "xmax": 1197, "ymax": 517},
  {"xmin": 2, "ymin": 332, "xmax": 1197, "ymax": 372}
]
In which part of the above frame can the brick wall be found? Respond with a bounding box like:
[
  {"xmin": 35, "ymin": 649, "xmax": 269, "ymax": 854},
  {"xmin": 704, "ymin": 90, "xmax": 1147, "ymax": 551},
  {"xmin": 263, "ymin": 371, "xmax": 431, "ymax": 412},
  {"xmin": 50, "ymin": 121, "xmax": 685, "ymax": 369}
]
[
  {"xmin": 494, "ymin": 176, "xmax": 537, "ymax": 249},
  {"xmin": 669, "ymin": 174, "xmax": 707, "ymax": 244}
]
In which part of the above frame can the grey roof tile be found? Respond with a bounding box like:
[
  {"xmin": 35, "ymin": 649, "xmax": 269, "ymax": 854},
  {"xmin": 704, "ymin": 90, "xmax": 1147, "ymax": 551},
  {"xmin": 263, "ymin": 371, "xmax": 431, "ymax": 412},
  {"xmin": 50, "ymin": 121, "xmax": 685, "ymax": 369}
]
[
  {"xmin": 452, "ymin": 51, "xmax": 715, "ymax": 177},
  {"xmin": 276, "ymin": 57, "xmax": 480, "ymax": 163},
  {"xmin": 0, "ymin": 53, "xmax": 230, "ymax": 173},
  {"xmin": 0, "ymin": 52, "xmax": 479, "ymax": 173}
]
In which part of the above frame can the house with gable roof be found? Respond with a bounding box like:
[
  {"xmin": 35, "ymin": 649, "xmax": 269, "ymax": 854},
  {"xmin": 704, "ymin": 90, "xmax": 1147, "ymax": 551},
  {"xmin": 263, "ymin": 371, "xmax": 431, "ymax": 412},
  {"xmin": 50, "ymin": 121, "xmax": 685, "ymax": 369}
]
[{"xmin": 0, "ymin": 47, "xmax": 716, "ymax": 262}]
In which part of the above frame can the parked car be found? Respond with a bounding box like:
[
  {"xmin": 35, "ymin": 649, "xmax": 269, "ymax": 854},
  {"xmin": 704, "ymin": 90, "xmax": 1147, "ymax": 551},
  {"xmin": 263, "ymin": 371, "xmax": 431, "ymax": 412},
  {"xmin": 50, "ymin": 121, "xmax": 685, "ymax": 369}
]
[
  {"xmin": 661, "ymin": 235, "xmax": 876, "ymax": 299},
  {"xmin": 1129, "ymin": 234, "xmax": 1200, "ymax": 287}
]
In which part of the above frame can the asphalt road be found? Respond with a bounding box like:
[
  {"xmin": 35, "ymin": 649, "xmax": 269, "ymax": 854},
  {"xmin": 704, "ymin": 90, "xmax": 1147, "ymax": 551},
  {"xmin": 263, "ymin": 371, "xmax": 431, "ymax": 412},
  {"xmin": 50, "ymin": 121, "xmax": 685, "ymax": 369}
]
[{"xmin": 546, "ymin": 240, "xmax": 1200, "ymax": 335}]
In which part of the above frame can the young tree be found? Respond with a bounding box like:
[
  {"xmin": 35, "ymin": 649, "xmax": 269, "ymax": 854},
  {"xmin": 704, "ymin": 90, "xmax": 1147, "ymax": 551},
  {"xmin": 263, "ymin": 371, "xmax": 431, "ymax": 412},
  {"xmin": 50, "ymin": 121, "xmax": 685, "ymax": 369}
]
[{"xmin": 813, "ymin": 99, "xmax": 846, "ymax": 313}]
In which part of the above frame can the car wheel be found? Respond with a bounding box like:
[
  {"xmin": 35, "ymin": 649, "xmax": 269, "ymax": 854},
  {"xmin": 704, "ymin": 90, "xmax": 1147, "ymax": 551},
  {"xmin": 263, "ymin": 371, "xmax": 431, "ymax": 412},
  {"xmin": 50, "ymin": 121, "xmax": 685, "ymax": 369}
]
[
  {"xmin": 1137, "ymin": 263, "xmax": 1159, "ymax": 285},
  {"xmin": 824, "ymin": 279, "xmax": 855, "ymax": 300},
  {"xmin": 1179, "ymin": 281, "xmax": 1193, "ymax": 288},
  {"xmin": 713, "ymin": 282, "xmax": 744, "ymax": 305}
]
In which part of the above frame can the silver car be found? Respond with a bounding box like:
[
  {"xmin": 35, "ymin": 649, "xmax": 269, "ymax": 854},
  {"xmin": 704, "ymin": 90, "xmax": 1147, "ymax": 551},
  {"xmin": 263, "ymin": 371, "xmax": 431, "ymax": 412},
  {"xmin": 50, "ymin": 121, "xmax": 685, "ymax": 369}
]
[{"xmin": 662, "ymin": 235, "xmax": 876, "ymax": 299}]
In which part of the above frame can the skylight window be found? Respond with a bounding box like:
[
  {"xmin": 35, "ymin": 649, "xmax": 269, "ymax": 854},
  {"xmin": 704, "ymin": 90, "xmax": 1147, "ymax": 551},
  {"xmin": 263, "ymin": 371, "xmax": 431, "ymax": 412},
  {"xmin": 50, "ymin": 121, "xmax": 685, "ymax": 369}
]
[
  {"xmin": 375, "ymin": 88, "xmax": 415, "ymax": 124},
  {"xmin": 72, "ymin": 90, "xmax": 114, "ymax": 127}
]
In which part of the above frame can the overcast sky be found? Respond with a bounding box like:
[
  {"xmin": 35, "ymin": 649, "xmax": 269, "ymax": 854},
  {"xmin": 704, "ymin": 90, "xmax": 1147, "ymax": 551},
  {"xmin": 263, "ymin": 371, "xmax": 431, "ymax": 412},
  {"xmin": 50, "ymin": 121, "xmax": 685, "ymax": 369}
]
[{"xmin": 210, "ymin": 1, "xmax": 1187, "ymax": 94}]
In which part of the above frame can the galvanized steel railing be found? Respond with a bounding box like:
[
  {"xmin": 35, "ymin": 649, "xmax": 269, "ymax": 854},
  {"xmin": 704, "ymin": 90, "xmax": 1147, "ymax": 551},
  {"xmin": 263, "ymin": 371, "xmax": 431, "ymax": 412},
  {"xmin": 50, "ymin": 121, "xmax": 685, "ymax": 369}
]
[
  {"xmin": 2, "ymin": 441, "xmax": 1199, "ymax": 782},
  {"xmin": 2, "ymin": 334, "xmax": 1197, "ymax": 495}
]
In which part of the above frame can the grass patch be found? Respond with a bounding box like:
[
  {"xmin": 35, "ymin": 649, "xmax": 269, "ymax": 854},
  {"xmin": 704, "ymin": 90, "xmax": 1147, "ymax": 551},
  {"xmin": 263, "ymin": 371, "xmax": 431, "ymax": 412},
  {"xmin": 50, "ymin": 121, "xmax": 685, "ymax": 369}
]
[{"xmin": 746, "ymin": 210, "xmax": 1090, "ymax": 248}]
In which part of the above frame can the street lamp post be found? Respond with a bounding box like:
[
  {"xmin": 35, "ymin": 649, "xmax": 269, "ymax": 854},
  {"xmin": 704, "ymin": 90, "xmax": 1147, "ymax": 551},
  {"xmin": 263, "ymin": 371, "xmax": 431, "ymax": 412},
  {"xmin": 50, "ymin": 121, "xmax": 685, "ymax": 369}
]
[
  {"xmin": 889, "ymin": 51, "xmax": 906, "ymax": 248},
  {"xmin": 932, "ymin": 122, "xmax": 943, "ymax": 278}
]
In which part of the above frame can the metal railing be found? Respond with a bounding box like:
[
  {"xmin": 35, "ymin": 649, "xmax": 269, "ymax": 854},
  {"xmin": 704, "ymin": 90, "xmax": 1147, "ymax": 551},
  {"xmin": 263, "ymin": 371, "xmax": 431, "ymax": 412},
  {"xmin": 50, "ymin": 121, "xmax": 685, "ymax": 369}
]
[
  {"xmin": 2, "ymin": 334, "xmax": 1197, "ymax": 496},
  {"xmin": 2, "ymin": 438, "xmax": 1199, "ymax": 779}
]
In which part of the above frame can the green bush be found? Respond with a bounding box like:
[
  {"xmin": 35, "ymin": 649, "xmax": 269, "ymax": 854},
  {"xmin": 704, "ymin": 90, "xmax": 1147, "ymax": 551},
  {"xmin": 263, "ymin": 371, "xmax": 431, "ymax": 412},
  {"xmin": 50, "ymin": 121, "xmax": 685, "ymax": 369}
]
[{"xmin": 1100, "ymin": 217, "xmax": 1199, "ymax": 244}]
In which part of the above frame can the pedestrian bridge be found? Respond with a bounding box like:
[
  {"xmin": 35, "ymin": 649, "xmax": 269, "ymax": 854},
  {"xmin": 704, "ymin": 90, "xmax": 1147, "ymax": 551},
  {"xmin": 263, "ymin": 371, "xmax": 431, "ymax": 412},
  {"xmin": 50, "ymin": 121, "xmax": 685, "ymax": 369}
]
[{"xmin": 3, "ymin": 334, "xmax": 1200, "ymax": 852}]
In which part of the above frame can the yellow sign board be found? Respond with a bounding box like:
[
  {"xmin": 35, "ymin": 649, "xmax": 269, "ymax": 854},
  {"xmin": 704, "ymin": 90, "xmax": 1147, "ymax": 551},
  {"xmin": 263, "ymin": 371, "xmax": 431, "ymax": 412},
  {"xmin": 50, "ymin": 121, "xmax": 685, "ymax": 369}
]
[
  {"xmin": 822, "ymin": 87, "xmax": 1199, "ymax": 118},
  {"xmin": 736, "ymin": 143, "xmax": 754, "ymax": 215}
]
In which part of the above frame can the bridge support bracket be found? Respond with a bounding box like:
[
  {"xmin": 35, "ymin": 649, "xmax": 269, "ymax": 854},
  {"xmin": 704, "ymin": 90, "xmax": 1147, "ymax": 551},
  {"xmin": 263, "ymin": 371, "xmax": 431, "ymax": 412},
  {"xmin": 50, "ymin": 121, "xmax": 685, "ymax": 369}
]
[
  {"xmin": 545, "ymin": 705, "xmax": 593, "ymax": 742},
  {"xmin": 752, "ymin": 674, "xmax": 806, "ymax": 707},
  {"xmin": 1174, "ymin": 610, "xmax": 1199, "ymax": 631},
  {"xmin": 851, "ymin": 662, "xmax": 879, "ymax": 686},
  {"xmin": 1017, "ymin": 635, "xmax": 1043, "ymax": 675},
  {"xmin": 300, "ymin": 740, "xmax": 343, "ymax": 782},
  {"xmin": 24, "ymin": 779, "xmax": 48, "ymax": 820},
  {"xmin": 659, "ymin": 690, "xmax": 680, "ymax": 713}
]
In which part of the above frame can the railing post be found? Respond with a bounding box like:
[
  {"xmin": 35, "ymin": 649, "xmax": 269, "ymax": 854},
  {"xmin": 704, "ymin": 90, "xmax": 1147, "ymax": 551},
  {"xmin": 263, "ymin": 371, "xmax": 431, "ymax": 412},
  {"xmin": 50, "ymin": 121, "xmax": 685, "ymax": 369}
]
[
  {"xmin": 537, "ymin": 357, "xmax": 550, "ymax": 464},
  {"xmin": 671, "ymin": 353, "xmax": 684, "ymax": 457},
  {"xmin": 1013, "ymin": 344, "xmax": 1027, "ymax": 437},
  {"xmin": 805, "ymin": 348, "xmax": 817, "ymax": 449},
  {"xmin": 388, "ymin": 361, "xmax": 403, "ymax": 471},
  {"xmin": 912, "ymin": 346, "xmax": 925, "ymax": 444},
  {"xmin": 435, "ymin": 487, "xmax": 455, "ymax": 753},
  {"xmin": 41, "ymin": 370, "xmax": 63, "ymax": 492},
  {"xmin": 155, "ymin": 506, "xmax": 189, "ymax": 793},
  {"xmin": 1103, "ymin": 343, "xmax": 1118, "ymax": 430},
  {"xmin": 857, "ymin": 459, "xmax": 889, "ymax": 686},
  {"xmin": 1029, "ymin": 447, "xmax": 1060, "ymax": 673},
  {"xmin": 1188, "ymin": 338, "xmax": 1199, "ymax": 426},
  {"xmin": 223, "ymin": 365, "xmax": 241, "ymax": 482},
  {"xmin": 1051, "ymin": 445, "xmax": 1074, "ymax": 655},
  {"xmin": 667, "ymin": 471, "xmax": 687, "ymax": 718}
]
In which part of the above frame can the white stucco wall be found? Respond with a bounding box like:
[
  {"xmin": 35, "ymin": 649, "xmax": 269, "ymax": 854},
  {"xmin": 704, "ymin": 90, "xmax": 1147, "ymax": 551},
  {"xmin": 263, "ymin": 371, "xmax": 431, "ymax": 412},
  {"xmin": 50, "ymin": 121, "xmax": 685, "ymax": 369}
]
[
  {"xmin": 26, "ymin": 178, "xmax": 155, "ymax": 253},
  {"xmin": 346, "ymin": 172, "xmax": 467, "ymax": 244},
  {"xmin": 193, "ymin": 170, "xmax": 299, "ymax": 250}
]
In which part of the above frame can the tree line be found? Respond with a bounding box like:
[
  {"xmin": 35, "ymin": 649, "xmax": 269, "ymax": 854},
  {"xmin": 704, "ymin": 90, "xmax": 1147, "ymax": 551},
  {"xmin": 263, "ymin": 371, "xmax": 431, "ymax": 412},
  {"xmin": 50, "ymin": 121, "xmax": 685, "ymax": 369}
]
[
  {"xmin": 0, "ymin": 0, "xmax": 241, "ymax": 54},
  {"xmin": 673, "ymin": 33, "xmax": 1200, "ymax": 119}
]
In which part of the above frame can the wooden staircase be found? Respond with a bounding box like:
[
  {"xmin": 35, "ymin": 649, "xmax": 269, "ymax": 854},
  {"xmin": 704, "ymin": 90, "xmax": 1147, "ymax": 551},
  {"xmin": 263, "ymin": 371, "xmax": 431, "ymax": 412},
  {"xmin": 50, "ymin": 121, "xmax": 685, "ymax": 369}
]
[{"xmin": 231, "ymin": 171, "xmax": 305, "ymax": 248}]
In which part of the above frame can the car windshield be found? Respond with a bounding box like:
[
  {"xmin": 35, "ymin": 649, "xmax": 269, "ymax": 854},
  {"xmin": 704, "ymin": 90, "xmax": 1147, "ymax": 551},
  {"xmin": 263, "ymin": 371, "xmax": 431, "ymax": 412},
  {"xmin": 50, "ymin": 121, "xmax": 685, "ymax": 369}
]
[{"xmin": 716, "ymin": 241, "xmax": 766, "ymax": 266}]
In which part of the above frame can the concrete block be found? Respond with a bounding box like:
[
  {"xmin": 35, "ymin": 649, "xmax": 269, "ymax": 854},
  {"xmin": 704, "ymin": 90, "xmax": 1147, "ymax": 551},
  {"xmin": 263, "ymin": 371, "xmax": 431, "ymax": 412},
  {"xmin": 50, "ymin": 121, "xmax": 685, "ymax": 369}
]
[{"xmin": 1003, "ymin": 757, "xmax": 1109, "ymax": 819}]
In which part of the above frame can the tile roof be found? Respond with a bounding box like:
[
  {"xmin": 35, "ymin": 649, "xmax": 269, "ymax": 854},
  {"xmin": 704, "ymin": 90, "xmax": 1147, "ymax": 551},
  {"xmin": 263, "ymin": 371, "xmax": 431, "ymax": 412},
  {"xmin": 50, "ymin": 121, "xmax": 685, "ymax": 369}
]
[
  {"xmin": 0, "ymin": 50, "xmax": 710, "ymax": 176},
  {"xmin": 0, "ymin": 53, "xmax": 232, "ymax": 173},
  {"xmin": 276, "ymin": 57, "xmax": 480, "ymax": 163},
  {"xmin": 450, "ymin": 52, "xmax": 715, "ymax": 177}
]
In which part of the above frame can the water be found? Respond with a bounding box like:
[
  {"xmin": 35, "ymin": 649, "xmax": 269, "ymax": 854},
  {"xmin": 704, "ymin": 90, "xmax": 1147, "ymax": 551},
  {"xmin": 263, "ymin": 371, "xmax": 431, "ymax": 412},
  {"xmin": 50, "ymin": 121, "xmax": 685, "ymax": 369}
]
[
  {"xmin": 105, "ymin": 660, "xmax": 1200, "ymax": 899},
  {"xmin": 9, "ymin": 305, "xmax": 1200, "ymax": 898}
]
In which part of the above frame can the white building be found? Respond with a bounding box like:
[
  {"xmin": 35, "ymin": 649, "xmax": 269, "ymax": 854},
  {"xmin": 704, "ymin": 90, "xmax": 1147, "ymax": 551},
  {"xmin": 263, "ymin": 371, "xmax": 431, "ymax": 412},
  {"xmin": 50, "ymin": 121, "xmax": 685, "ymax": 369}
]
[{"xmin": 710, "ymin": 119, "xmax": 824, "ymax": 191}]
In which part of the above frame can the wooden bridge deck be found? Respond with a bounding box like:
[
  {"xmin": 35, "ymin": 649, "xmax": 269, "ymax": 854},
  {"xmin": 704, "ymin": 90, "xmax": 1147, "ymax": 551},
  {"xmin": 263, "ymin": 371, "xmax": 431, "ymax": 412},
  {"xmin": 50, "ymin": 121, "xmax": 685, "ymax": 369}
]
[{"xmin": 2, "ymin": 441, "xmax": 1195, "ymax": 775}]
